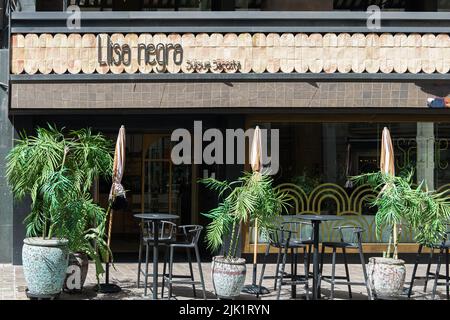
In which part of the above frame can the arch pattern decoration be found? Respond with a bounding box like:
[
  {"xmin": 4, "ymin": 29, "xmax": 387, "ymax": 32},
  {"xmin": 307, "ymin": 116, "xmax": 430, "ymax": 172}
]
[{"xmin": 254, "ymin": 182, "xmax": 450, "ymax": 243}]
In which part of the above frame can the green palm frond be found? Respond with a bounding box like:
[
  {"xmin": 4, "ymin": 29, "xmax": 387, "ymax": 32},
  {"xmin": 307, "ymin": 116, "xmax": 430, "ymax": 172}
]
[
  {"xmin": 352, "ymin": 170, "xmax": 450, "ymax": 257},
  {"xmin": 200, "ymin": 171, "xmax": 291, "ymax": 259},
  {"xmin": 6, "ymin": 124, "xmax": 114, "ymax": 279}
]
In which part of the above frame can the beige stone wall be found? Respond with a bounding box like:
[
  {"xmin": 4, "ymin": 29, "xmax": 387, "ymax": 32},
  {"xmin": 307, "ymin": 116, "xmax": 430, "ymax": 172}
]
[{"xmin": 11, "ymin": 32, "xmax": 450, "ymax": 76}]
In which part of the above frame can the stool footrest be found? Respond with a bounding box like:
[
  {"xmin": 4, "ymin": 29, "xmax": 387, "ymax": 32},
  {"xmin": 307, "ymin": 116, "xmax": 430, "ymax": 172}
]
[
  {"xmin": 321, "ymin": 275, "xmax": 349, "ymax": 280},
  {"xmin": 263, "ymin": 272, "xmax": 308, "ymax": 281},
  {"xmin": 425, "ymin": 273, "xmax": 450, "ymax": 280},
  {"xmin": 163, "ymin": 277, "xmax": 201, "ymax": 285},
  {"xmin": 431, "ymin": 281, "xmax": 450, "ymax": 286},
  {"xmin": 281, "ymin": 281, "xmax": 309, "ymax": 286},
  {"xmin": 140, "ymin": 270, "xmax": 167, "ymax": 278},
  {"xmin": 281, "ymin": 276, "xmax": 309, "ymax": 285},
  {"xmin": 321, "ymin": 277, "xmax": 366, "ymax": 286}
]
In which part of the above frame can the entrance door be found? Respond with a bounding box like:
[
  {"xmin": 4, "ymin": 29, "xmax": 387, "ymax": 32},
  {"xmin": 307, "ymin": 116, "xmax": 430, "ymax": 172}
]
[{"xmin": 141, "ymin": 135, "xmax": 195, "ymax": 226}]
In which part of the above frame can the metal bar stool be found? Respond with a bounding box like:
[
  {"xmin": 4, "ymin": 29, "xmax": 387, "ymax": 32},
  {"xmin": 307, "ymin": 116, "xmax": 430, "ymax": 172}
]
[
  {"xmin": 161, "ymin": 225, "xmax": 207, "ymax": 300},
  {"xmin": 319, "ymin": 226, "xmax": 372, "ymax": 300},
  {"xmin": 259, "ymin": 221, "xmax": 312, "ymax": 294},
  {"xmin": 278, "ymin": 221, "xmax": 313, "ymax": 297},
  {"xmin": 257, "ymin": 222, "xmax": 310, "ymax": 300},
  {"xmin": 137, "ymin": 220, "xmax": 176, "ymax": 296},
  {"xmin": 408, "ymin": 229, "xmax": 450, "ymax": 299}
]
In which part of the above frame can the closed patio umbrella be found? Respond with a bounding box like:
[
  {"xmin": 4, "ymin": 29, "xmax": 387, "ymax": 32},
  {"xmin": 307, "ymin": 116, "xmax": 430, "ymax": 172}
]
[
  {"xmin": 380, "ymin": 127, "xmax": 399, "ymax": 259},
  {"xmin": 242, "ymin": 126, "xmax": 269, "ymax": 295},
  {"xmin": 95, "ymin": 125, "xmax": 126, "ymax": 293}
]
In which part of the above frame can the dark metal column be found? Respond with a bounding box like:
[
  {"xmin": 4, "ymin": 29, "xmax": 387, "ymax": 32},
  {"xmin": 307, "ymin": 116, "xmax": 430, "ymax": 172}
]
[
  {"xmin": 0, "ymin": 0, "xmax": 14, "ymax": 263},
  {"xmin": 311, "ymin": 221, "xmax": 320, "ymax": 300}
]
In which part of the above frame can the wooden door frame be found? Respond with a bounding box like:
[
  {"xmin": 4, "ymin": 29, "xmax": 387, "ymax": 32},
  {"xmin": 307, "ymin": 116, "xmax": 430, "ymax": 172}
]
[{"xmin": 140, "ymin": 133, "xmax": 198, "ymax": 224}]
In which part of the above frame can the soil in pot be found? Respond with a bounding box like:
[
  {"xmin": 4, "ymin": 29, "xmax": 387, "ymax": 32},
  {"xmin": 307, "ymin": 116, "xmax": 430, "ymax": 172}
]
[
  {"xmin": 211, "ymin": 256, "xmax": 246, "ymax": 299},
  {"xmin": 64, "ymin": 252, "xmax": 89, "ymax": 293},
  {"xmin": 367, "ymin": 257, "xmax": 406, "ymax": 299},
  {"xmin": 22, "ymin": 237, "xmax": 69, "ymax": 297}
]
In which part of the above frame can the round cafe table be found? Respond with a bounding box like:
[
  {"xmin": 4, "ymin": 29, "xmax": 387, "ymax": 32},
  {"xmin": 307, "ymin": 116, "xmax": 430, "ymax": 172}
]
[
  {"xmin": 296, "ymin": 215, "xmax": 344, "ymax": 300},
  {"xmin": 133, "ymin": 213, "xmax": 179, "ymax": 300}
]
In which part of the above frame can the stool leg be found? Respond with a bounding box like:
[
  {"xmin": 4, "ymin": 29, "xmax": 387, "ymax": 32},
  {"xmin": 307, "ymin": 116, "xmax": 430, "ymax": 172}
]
[
  {"xmin": 161, "ymin": 247, "xmax": 169, "ymax": 299},
  {"xmin": 194, "ymin": 244, "xmax": 207, "ymax": 300},
  {"xmin": 424, "ymin": 248, "xmax": 434, "ymax": 293},
  {"xmin": 137, "ymin": 237, "xmax": 143, "ymax": 288},
  {"xmin": 294, "ymin": 248, "xmax": 298, "ymax": 298},
  {"xmin": 358, "ymin": 244, "xmax": 372, "ymax": 300},
  {"xmin": 303, "ymin": 246, "xmax": 310, "ymax": 300},
  {"xmin": 168, "ymin": 246, "xmax": 174, "ymax": 300},
  {"xmin": 257, "ymin": 244, "xmax": 270, "ymax": 299},
  {"xmin": 144, "ymin": 243, "xmax": 150, "ymax": 296},
  {"xmin": 408, "ymin": 244, "xmax": 423, "ymax": 298},
  {"xmin": 274, "ymin": 247, "xmax": 282, "ymax": 290},
  {"xmin": 186, "ymin": 247, "xmax": 196, "ymax": 298},
  {"xmin": 330, "ymin": 247, "xmax": 337, "ymax": 300},
  {"xmin": 342, "ymin": 247, "xmax": 352, "ymax": 299},
  {"xmin": 307, "ymin": 244, "xmax": 312, "ymax": 276},
  {"xmin": 277, "ymin": 246, "xmax": 288, "ymax": 300},
  {"xmin": 291, "ymin": 247, "xmax": 297, "ymax": 299},
  {"xmin": 432, "ymin": 248, "xmax": 444, "ymax": 300},
  {"xmin": 446, "ymin": 248, "xmax": 449, "ymax": 300},
  {"xmin": 318, "ymin": 244, "xmax": 325, "ymax": 295}
]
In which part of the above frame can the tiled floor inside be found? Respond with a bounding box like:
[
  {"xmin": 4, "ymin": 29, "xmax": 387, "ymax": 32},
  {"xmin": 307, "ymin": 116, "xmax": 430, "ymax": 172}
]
[{"xmin": 1, "ymin": 262, "xmax": 448, "ymax": 300}]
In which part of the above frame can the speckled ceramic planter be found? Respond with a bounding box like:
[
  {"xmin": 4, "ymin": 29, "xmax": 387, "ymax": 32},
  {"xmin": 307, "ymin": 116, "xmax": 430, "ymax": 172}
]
[
  {"xmin": 22, "ymin": 237, "xmax": 69, "ymax": 297},
  {"xmin": 367, "ymin": 257, "xmax": 406, "ymax": 299},
  {"xmin": 64, "ymin": 252, "xmax": 89, "ymax": 293},
  {"xmin": 211, "ymin": 256, "xmax": 246, "ymax": 299}
]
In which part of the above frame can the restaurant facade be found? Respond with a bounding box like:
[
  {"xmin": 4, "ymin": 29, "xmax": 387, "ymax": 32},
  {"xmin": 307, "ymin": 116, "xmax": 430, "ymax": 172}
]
[{"xmin": 1, "ymin": 0, "xmax": 450, "ymax": 264}]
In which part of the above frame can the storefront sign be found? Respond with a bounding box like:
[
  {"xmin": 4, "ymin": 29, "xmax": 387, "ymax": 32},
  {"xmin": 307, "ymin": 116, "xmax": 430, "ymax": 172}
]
[
  {"xmin": 97, "ymin": 35, "xmax": 183, "ymax": 72},
  {"xmin": 185, "ymin": 59, "xmax": 241, "ymax": 72},
  {"xmin": 10, "ymin": 32, "xmax": 450, "ymax": 75}
]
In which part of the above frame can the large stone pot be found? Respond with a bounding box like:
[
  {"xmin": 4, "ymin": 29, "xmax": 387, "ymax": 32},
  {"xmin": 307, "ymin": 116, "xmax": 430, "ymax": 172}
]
[
  {"xmin": 211, "ymin": 256, "xmax": 246, "ymax": 299},
  {"xmin": 64, "ymin": 252, "xmax": 89, "ymax": 293},
  {"xmin": 22, "ymin": 237, "xmax": 69, "ymax": 298},
  {"xmin": 367, "ymin": 257, "xmax": 406, "ymax": 299}
]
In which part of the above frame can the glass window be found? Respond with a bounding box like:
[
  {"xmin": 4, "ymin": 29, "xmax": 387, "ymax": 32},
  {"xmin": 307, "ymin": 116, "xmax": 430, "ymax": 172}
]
[
  {"xmin": 252, "ymin": 122, "xmax": 450, "ymax": 244},
  {"xmin": 59, "ymin": 0, "xmax": 443, "ymax": 11},
  {"xmin": 438, "ymin": 0, "xmax": 450, "ymax": 11}
]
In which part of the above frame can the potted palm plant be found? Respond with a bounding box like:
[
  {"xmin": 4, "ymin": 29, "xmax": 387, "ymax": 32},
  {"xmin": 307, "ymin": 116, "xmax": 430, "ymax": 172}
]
[
  {"xmin": 6, "ymin": 125, "xmax": 113, "ymax": 297},
  {"xmin": 352, "ymin": 171, "xmax": 450, "ymax": 299},
  {"xmin": 200, "ymin": 171, "xmax": 289, "ymax": 299}
]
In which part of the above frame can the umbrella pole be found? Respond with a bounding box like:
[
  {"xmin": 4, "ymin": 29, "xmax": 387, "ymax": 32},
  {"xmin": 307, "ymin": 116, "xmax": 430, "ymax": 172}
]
[
  {"xmin": 393, "ymin": 223, "xmax": 398, "ymax": 259},
  {"xmin": 105, "ymin": 207, "xmax": 114, "ymax": 283},
  {"xmin": 242, "ymin": 218, "xmax": 269, "ymax": 295},
  {"xmin": 94, "ymin": 204, "xmax": 121, "ymax": 294},
  {"xmin": 252, "ymin": 218, "xmax": 258, "ymax": 285}
]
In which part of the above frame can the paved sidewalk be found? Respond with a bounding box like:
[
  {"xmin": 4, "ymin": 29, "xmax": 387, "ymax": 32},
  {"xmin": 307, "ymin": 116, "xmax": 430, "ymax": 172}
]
[{"xmin": 0, "ymin": 262, "xmax": 447, "ymax": 300}]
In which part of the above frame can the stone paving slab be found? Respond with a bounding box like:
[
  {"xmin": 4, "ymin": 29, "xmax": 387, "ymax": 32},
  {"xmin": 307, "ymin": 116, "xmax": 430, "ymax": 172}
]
[{"xmin": 0, "ymin": 263, "xmax": 447, "ymax": 300}]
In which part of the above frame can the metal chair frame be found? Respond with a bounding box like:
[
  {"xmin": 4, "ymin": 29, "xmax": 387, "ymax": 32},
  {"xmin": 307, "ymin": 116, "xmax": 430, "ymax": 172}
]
[
  {"xmin": 319, "ymin": 225, "xmax": 372, "ymax": 300},
  {"xmin": 257, "ymin": 222, "xmax": 311, "ymax": 300},
  {"xmin": 408, "ymin": 229, "xmax": 450, "ymax": 300},
  {"xmin": 161, "ymin": 225, "xmax": 207, "ymax": 300},
  {"xmin": 137, "ymin": 220, "xmax": 176, "ymax": 296}
]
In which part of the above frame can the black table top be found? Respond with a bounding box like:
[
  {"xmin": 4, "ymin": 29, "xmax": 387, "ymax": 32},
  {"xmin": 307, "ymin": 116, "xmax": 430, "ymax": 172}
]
[
  {"xmin": 133, "ymin": 213, "xmax": 180, "ymax": 220},
  {"xmin": 295, "ymin": 214, "xmax": 344, "ymax": 222}
]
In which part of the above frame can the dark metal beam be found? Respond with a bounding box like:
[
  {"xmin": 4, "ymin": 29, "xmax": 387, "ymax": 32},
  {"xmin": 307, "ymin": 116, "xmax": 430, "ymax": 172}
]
[
  {"xmin": 10, "ymin": 11, "xmax": 450, "ymax": 33},
  {"xmin": 9, "ymin": 72, "xmax": 450, "ymax": 83}
]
